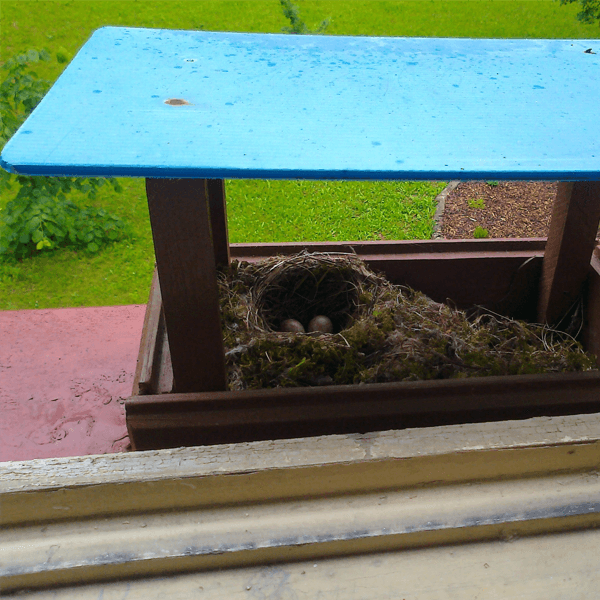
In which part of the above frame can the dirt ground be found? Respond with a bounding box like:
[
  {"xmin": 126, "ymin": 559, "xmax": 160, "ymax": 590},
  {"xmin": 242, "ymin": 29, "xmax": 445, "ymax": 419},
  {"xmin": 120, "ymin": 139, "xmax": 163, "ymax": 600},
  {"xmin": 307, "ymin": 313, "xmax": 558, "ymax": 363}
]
[{"xmin": 441, "ymin": 181, "xmax": 556, "ymax": 239}]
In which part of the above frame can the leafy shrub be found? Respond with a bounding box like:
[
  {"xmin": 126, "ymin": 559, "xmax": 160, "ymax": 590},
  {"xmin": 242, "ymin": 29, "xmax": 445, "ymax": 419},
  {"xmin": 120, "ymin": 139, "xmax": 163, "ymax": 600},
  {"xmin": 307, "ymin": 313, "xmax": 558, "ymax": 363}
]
[
  {"xmin": 560, "ymin": 0, "xmax": 600, "ymax": 25},
  {"xmin": 473, "ymin": 226, "xmax": 490, "ymax": 239},
  {"xmin": 0, "ymin": 177, "xmax": 128, "ymax": 258},
  {"xmin": 0, "ymin": 49, "xmax": 126, "ymax": 260}
]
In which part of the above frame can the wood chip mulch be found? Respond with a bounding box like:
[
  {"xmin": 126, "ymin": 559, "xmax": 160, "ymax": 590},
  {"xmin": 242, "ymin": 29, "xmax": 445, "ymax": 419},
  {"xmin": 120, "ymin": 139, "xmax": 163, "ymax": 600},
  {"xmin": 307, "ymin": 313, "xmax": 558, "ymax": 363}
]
[{"xmin": 440, "ymin": 181, "xmax": 557, "ymax": 239}]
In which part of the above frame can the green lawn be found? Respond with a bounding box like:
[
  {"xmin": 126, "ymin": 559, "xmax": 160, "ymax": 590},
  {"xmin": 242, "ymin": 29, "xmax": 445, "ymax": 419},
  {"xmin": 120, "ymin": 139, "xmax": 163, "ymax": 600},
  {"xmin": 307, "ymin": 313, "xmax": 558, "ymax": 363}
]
[
  {"xmin": 0, "ymin": 179, "xmax": 445, "ymax": 309},
  {"xmin": 1, "ymin": 1, "xmax": 598, "ymax": 310}
]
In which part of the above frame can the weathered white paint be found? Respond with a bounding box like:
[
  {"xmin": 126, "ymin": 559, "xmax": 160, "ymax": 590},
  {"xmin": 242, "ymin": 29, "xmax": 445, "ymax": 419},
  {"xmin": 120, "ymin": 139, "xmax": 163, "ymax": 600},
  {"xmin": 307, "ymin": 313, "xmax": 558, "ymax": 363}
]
[
  {"xmin": 4, "ymin": 412, "xmax": 600, "ymax": 491},
  {"xmin": 2, "ymin": 414, "xmax": 600, "ymax": 595},
  {"xmin": 8, "ymin": 528, "xmax": 600, "ymax": 600}
]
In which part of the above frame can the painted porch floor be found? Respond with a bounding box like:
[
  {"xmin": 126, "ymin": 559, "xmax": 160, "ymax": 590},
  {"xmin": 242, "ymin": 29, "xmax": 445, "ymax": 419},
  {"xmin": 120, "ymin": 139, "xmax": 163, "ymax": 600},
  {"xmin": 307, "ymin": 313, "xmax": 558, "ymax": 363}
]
[{"xmin": 0, "ymin": 305, "xmax": 146, "ymax": 462}]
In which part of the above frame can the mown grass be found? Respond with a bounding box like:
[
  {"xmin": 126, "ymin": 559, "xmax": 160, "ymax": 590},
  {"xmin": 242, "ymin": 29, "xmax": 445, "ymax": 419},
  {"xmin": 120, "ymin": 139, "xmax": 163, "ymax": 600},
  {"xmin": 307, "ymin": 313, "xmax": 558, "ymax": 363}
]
[
  {"xmin": 0, "ymin": 179, "xmax": 444, "ymax": 309},
  {"xmin": 226, "ymin": 180, "xmax": 445, "ymax": 243},
  {"xmin": 3, "ymin": 1, "xmax": 597, "ymax": 66},
  {"xmin": 1, "ymin": 1, "xmax": 598, "ymax": 310}
]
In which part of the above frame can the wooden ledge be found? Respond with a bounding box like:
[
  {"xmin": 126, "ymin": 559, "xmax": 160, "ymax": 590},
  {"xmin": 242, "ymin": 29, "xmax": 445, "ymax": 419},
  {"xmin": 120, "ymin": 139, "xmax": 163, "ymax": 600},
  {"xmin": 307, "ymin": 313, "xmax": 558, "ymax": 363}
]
[{"xmin": 2, "ymin": 413, "xmax": 600, "ymax": 594}]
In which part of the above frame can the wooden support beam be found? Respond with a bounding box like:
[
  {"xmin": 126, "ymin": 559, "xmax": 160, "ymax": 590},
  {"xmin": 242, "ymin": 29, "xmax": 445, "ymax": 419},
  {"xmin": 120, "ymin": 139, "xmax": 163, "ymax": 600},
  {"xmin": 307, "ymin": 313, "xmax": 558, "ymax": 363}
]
[
  {"xmin": 146, "ymin": 178, "xmax": 227, "ymax": 393},
  {"xmin": 584, "ymin": 251, "xmax": 600, "ymax": 367},
  {"xmin": 206, "ymin": 178, "xmax": 230, "ymax": 268},
  {"xmin": 538, "ymin": 181, "xmax": 600, "ymax": 325},
  {"xmin": 126, "ymin": 371, "xmax": 600, "ymax": 450}
]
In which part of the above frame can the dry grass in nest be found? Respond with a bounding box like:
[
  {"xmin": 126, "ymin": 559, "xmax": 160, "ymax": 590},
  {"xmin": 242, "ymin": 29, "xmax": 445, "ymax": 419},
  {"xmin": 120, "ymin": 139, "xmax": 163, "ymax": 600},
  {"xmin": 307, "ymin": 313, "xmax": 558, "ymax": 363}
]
[{"xmin": 217, "ymin": 251, "xmax": 597, "ymax": 391}]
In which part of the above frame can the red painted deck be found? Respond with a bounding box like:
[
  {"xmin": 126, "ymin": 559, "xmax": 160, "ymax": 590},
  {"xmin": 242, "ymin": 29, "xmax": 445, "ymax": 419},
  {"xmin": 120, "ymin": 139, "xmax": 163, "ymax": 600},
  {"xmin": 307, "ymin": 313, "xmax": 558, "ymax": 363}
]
[{"xmin": 0, "ymin": 305, "xmax": 145, "ymax": 462}]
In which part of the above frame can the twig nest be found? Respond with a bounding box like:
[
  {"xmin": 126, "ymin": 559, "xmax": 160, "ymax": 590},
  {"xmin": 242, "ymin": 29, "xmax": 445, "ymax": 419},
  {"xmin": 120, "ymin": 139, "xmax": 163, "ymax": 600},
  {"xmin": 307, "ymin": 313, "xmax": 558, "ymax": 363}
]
[
  {"xmin": 281, "ymin": 319, "xmax": 305, "ymax": 333},
  {"xmin": 216, "ymin": 251, "xmax": 597, "ymax": 391},
  {"xmin": 308, "ymin": 315, "xmax": 333, "ymax": 333},
  {"xmin": 252, "ymin": 252, "xmax": 376, "ymax": 334}
]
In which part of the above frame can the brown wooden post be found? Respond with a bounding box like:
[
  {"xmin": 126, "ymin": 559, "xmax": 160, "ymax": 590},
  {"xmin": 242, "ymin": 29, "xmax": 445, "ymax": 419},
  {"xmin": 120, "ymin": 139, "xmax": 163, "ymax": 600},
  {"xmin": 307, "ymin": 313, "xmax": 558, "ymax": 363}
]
[
  {"xmin": 537, "ymin": 181, "xmax": 600, "ymax": 325},
  {"xmin": 206, "ymin": 178, "xmax": 231, "ymax": 268},
  {"xmin": 146, "ymin": 178, "xmax": 227, "ymax": 393}
]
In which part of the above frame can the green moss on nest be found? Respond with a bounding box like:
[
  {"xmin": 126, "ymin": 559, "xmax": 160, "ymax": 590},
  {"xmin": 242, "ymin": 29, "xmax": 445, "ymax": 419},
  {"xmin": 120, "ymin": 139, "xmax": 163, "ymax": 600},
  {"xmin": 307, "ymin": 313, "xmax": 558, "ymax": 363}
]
[
  {"xmin": 239, "ymin": 335, "xmax": 365, "ymax": 388},
  {"xmin": 217, "ymin": 252, "xmax": 597, "ymax": 390}
]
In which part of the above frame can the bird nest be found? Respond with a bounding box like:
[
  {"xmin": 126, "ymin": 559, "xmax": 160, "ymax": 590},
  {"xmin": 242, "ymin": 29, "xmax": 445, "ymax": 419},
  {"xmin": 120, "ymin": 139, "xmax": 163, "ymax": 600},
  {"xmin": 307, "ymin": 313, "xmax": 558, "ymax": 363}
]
[{"xmin": 217, "ymin": 251, "xmax": 597, "ymax": 391}]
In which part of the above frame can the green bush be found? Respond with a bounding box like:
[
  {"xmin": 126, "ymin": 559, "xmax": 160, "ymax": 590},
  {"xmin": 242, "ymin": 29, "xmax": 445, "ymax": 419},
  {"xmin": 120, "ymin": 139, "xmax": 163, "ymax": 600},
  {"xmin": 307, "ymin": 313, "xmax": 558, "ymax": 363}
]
[
  {"xmin": 0, "ymin": 177, "xmax": 128, "ymax": 258},
  {"xmin": 560, "ymin": 0, "xmax": 600, "ymax": 25},
  {"xmin": 0, "ymin": 49, "xmax": 127, "ymax": 260},
  {"xmin": 279, "ymin": 0, "xmax": 329, "ymax": 34}
]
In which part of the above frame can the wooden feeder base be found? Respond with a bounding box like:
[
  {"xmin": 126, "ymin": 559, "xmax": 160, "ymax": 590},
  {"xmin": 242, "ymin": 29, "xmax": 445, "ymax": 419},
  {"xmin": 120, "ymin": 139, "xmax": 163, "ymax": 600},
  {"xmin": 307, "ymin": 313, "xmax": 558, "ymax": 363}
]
[{"xmin": 126, "ymin": 239, "xmax": 600, "ymax": 451}]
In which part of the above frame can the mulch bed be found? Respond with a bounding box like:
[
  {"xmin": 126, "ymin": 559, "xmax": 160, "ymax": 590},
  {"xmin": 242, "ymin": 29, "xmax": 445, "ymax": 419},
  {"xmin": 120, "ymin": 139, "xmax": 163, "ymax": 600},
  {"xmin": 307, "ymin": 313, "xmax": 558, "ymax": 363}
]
[{"xmin": 441, "ymin": 181, "xmax": 557, "ymax": 239}]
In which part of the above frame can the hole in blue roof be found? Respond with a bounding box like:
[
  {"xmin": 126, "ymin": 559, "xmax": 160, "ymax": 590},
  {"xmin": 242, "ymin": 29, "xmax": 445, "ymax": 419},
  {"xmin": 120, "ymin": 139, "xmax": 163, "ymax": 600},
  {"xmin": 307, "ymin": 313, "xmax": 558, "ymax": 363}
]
[
  {"xmin": 93, "ymin": 90, "xmax": 102, "ymax": 94},
  {"xmin": 165, "ymin": 98, "xmax": 192, "ymax": 106},
  {"xmin": 372, "ymin": 141, "xmax": 381, "ymax": 146},
  {"xmin": 533, "ymin": 85, "xmax": 545, "ymax": 89},
  {"xmin": 22, "ymin": 130, "xmax": 33, "ymax": 135}
]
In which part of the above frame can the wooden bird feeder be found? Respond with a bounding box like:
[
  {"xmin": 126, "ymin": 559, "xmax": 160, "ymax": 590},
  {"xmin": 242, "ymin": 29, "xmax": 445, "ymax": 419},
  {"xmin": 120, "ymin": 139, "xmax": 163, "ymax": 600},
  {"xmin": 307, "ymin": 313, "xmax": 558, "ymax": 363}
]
[{"xmin": 2, "ymin": 28, "xmax": 600, "ymax": 451}]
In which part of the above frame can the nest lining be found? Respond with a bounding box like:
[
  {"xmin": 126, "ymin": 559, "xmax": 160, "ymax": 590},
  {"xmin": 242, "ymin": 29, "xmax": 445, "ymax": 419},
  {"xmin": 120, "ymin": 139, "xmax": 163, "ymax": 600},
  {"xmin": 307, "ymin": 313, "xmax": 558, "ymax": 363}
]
[{"xmin": 217, "ymin": 251, "xmax": 597, "ymax": 391}]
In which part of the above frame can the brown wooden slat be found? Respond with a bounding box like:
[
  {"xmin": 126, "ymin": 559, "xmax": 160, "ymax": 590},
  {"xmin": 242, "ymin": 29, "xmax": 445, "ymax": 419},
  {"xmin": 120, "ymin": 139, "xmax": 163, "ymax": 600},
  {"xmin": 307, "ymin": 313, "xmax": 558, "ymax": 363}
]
[
  {"xmin": 583, "ymin": 250, "xmax": 600, "ymax": 367},
  {"xmin": 126, "ymin": 371, "xmax": 600, "ymax": 450},
  {"xmin": 132, "ymin": 268, "xmax": 162, "ymax": 395},
  {"xmin": 369, "ymin": 255, "xmax": 541, "ymax": 316},
  {"xmin": 538, "ymin": 182, "xmax": 600, "ymax": 325},
  {"xmin": 206, "ymin": 178, "xmax": 230, "ymax": 268},
  {"xmin": 145, "ymin": 178, "xmax": 227, "ymax": 393},
  {"xmin": 230, "ymin": 238, "xmax": 548, "ymax": 258},
  {"xmin": 153, "ymin": 313, "xmax": 174, "ymax": 395}
]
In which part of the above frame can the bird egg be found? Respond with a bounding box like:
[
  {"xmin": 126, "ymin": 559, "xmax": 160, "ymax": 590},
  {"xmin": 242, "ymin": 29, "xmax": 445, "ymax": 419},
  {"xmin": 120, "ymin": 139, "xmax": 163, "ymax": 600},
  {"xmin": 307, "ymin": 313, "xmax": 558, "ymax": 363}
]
[
  {"xmin": 280, "ymin": 319, "xmax": 305, "ymax": 333},
  {"xmin": 308, "ymin": 315, "xmax": 333, "ymax": 333}
]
